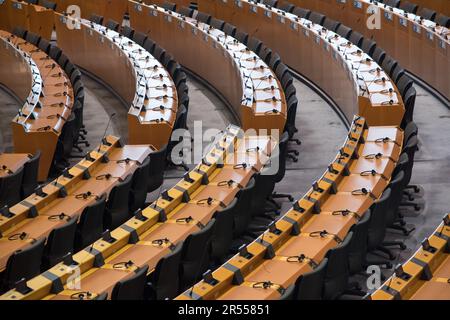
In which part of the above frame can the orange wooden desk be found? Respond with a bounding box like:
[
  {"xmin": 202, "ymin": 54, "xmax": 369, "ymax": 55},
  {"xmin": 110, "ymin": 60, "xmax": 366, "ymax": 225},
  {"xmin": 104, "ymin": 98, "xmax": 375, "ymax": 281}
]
[{"xmin": 284, "ymin": 0, "xmax": 449, "ymax": 102}]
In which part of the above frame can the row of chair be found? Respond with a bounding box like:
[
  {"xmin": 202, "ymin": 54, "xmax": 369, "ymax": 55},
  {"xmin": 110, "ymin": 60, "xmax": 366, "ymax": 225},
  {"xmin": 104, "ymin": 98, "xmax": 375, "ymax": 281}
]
[
  {"xmin": 378, "ymin": 0, "xmax": 450, "ymax": 27},
  {"xmin": 265, "ymin": 1, "xmax": 416, "ymax": 130},
  {"xmin": 0, "ymin": 151, "xmax": 40, "ymax": 208},
  {"xmin": 11, "ymin": 27, "xmax": 89, "ymax": 178},
  {"xmin": 90, "ymin": 15, "xmax": 191, "ymax": 170},
  {"xmin": 163, "ymin": 1, "xmax": 301, "ymax": 163},
  {"xmin": 0, "ymin": 146, "xmax": 172, "ymax": 294}
]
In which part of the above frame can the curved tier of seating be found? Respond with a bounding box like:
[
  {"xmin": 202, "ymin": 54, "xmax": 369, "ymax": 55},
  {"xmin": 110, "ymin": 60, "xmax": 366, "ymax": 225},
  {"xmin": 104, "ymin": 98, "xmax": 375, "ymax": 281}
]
[
  {"xmin": 180, "ymin": 0, "xmax": 407, "ymax": 127},
  {"xmin": 1, "ymin": 126, "xmax": 277, "ymax": 299},
  {"xmin": 280, "ymin": 0, "xmax": 449, "ymax": 102},
  {"xmin": 371, "ymin": 213, "xmax": 450, "ymax": 300},
  {"xmin": 0, "ymin": 31, "xmax": 74, "ymax": 182},
  {"xmin": 176, "ymin": 117, "xmax": 404, "ymax": 299},
  {"xmin": 54, "ymin": 14, "xmax": 178, "ymax": 150},
  {"xmin": 128, "ymin": 1, "xmax": 288, "ymax": 134},
  {"xmin": 0, "ymin": 136, "xmax": 153, "ymax": 294},
  {"xmin": 403, "ymin": 0, "xmax": 450, "ymax": 17}
]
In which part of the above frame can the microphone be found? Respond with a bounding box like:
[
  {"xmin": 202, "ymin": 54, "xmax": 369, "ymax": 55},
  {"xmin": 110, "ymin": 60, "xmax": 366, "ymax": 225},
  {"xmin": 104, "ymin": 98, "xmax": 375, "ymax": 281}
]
[{"xmin": 98, "ymin": 113, "xmax": 116, "ymax": 152}]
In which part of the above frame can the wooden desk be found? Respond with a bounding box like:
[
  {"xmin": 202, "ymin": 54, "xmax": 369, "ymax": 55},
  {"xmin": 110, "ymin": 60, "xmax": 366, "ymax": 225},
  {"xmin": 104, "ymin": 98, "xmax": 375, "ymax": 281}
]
[
  {"xmin": 286, "ymin": 0, "xmax": 449, "ymax": 102},
  {"xmin": 0, "ymin": 143, "xmax": 152, "ymax": 272},
  {"xmin": 128, "ymin": 1, "xmax": 287, "ymax": 134},
  {"xmin": 54, "ymin": 13, "xmax": 177, "ymax": 149},
  {"xmin": 0, "ymin": 31, "xmax": 74, "ymax": 181},
  {"xmin": 195, "ymin": 0, "xmax": 405, "ymax": 126},
  {"xmin": 0, "ymin": 153, "xmax": 30, "ymax": 178}
]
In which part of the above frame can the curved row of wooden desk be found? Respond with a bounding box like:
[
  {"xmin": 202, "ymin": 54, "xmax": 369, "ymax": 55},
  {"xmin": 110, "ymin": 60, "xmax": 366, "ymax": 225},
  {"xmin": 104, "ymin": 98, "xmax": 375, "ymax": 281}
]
[
  {"xmin": 186, "ymin": 0, "xmax": 405, "ymax": 127},
  {"xmin": 371, "ymin": 213, "xmax": 450, "ymax": 300},
  {"xmin": 176, "ymin": 117, "xmax": 404, "ymax": 299},
  {"xmin": 0, "ymin": 30, "xmax": 37, "ymax": 180},
  {"xmin": 284, "ymin": 0, "xmax": 449, "ymax": 102},
  {"xmin": 128, "ymin": 1, "xmax": 288, "ymax": 134},
  {"xmin": 54, "ymin": 13, "xmax": 178, "ymax": 150},
  {"xmin": 0, "ymin": 30, "xmax": 74, "ymax": 181},
  {"xmin": 0, "ymin": 126, "xmax": 278, "ymax": 299},
  {"xmin": 0, "ymin": 136, "xmax": 153, "ymax": 273}
]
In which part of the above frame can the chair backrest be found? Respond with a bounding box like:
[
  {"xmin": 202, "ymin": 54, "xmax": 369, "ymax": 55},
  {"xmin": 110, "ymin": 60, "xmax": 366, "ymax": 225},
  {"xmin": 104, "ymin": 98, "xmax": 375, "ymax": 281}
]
[
  {"xmin": 275, "ymin": 62, "xmax": 289, "ymax": 80},
  {"xmin": 21, "ymin": 151, "xmax": 40, "ymax": 198},
  {"xmin": 38, "ymin": 38, "xmax": 51, "ymax": 53},
  {"xmin": 292, "ymin": 7, "xmax": 311, "ymax": 19},
  {"xmin": 294, "ymin": 257, "xmax": 328, "ymax": 300},
  {"xmin": 0, "ymin": 165, "xmax": 24, "ymax": 208},
  {"xmin": 396, "ymin": 74, "xmax": 413, "ymax": 99},
  {"xmin": 25, "ymin": 32, "xmax": 41, "ymax": 46},
  {"xmin": 309, "ymin": 11, "xmax": 326, "ymax": 25},
  {"xmin": 402, "ymin": 87, "xmax": 416, "ymax": 128},
  {"xmin": 143, "ymin": 38, "xmax": 156, "ymax": 54},
  {"xmin": 371, "ymin": 47, "xmax": 386, "ymax": 65},
  {"xmin": 133, "ymin": 31, "xmax": 148, "ymax": 47},
  {"xmin": 277, "ymin": 2, "xmax": 294, "ymax": 13},
  {"xmin": 162, "ymin": 1, "xmax": 176, "ymax": 11},
  {"xmin": 129, "ymin": 156, "xmax": 151, "ymax": 213},
  {"xmin": 322, "ymin": 232, "xmax": 353, "ymax": 300},
  {"xmin": 178, "ymin": 6, "xmax": 194, "ymax": 17},
  {"xmin": 279, "ymin": 284, "xmax": 295, "ymax": 300},
  {"xmin": 401, "ymin": 136, "xmax": 418, "ymax": 187},
  {"xmin": 349, "ymin": 31, "xmax": 364, "ymax": 47},
  {"xmin": 262, "ymin": 0, "xmax": 277, "ymax": 7},
  {"xmin": 436, "ymin": 14, "xmax": 450, "ymax": 28},
  {"xmin": 75, "ymin": 194, "xmax": 106, "ymax": 251},
  {"xmin": 49, "ymin": 45, "xmax": 62, "ymax": 61},
  {"xmin": 180, "ymin": 219, "xmax": 216, "ymax": 290},
  {"xmin": 57, "ymin": 53, "xmax": 69, "ymax": 69},
  {"xmin": 42, "ymin": 216, "xmax": 78, "ymax": 269},
  {"xmin": 211, "ymin": 199, "xmax": 236, "ymax": 261},
  {"xmin": 106, "ymin": 19, "xmax": 120, "ymax": 31},
  {"xmin": 323, "ymin": 18, "xmax": 341, "ymax": 32},
  {"xmin": 259, "ymin": 45, "xmax": 272, "ymax": 64},
  {"xmin": 403, "ymin": 121, "xmax": 418, "ymax": 145},
  {"xmin": 223, "ymin": 22, "xmax": 237, "ymax": 37},
  {"xmin": 247, "ymin": 37, "xmax": 263, "ymax": 55},
  {"xmin": 148, "ymin": 144, "xmax": 168, "ymax": 193},
  {"xmin": 89, "ymin": 14, "xmax": 104, "ymax": 25},
  {"xmin": 386, "ymin": 170, "xmax": 405, "ymax": 225},
  {"xmin": 151, "ymin": 243, "xmax": 183, "ymax": 300},
  {"xmin": 104, "ymin": 174, "xmax": 133, "ymax": 230},
  {"xmin": 399, "ymin": 1, "xmax": 418, "ymax": 14},
  {"xmin": 281, "ymin": 68, "xmax": 294, "ymax": 89},
  {"xmin": 367, "ymin": 188, "xmax": 391, "ymax": 250},
  {"xmin": 269, "ymin": 52, "xmax": 281, "ymax": 70},
  {"xmin": 391, "ymin": 64, "xmax": 405, "ymax": 84},
  {"xmin": 274, "ymin": 132, "xmax": 290, "ymax": 183},
  {"xmin": 284, "ymin": 84, "xmax": 296, "ymax": 101},
  {"xmin": 361, "ymin": 38, "xmax": 376, "ymax": 56},
  {"xmin": 381, "ymin": 55, "xmax": 398, "ymax": 75},
  {"xmin": 12, "ymin": 26, "xmax": 27, "ymax": 39},
  {"xmin": 348, "ymin": 212, "xmax": 371, "ymax": 274},
  {"xmin": 336, "ymin": 25, "xmax": 352, "ymax": 39},
  {"xmin": 111, "ymin": 265, "xmax": 149, "ymax": 300},
  {"xmin": 235, "ymin": 30, "xmax": 249, "ymax": 45},
  {"xmin": 3, "ymin": 238, "xmax": 45, "ymax": 291},
  {"xmin": 392, "ymin": 152, "xmax": 409, "ymax": 178},
  {"xmin": 39, "ymin": 0, "xmax": 56, "ymax": 10},
  {"xmin": 418, "ymin": 7, "xmax": 437, "ymax": 21},
  {"xmin": 121, "ymin": 25, "xmax": 134, "ymax": 39},
  {"xmin": 196, "ymin": 11, "xmax": 211, "ymax": 24},
  {"xmin": 153, "ymin": 46, "xmax": 166, "ymax": 62},
  {"xmin": 232, "ymin": 178, "xmax": 257, "ymax": 237},
  {"xmin": 383, "ymin": 0, "xmax": 400, "ymax": 8}
]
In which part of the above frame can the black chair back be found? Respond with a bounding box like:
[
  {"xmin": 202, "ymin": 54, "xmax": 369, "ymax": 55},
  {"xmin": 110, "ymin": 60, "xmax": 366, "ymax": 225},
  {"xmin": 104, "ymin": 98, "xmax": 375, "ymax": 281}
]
[
  {"xmin": 21, "ymin": 151, "xmax": 40, "ymax": 198},
  {"xmin": 293, "ymin": 258, "xmax": 328, "ymax": 300},
  {"xmin": 367, "ymin": 188, "xmax": 391, "ymax": 251},
  {"xmin": 148, "ymin": 145, "xmax": 168, "ymax": 193},
  {"xmin": 211, "ymin": 199, "xmax": 236, "ymax": 261},
  {"xmin": 323, "ymin": 232, "xmax": 353, "ymax": 300},
  {"xmin": 180, "ymin": 219, "xmax": 216, "ymax": 290},
  {"xmin": 0, "ymin": 165, "xmax": 24, "ymax": 208},
  {"xmin": 75, "ymin": 194, "xmax": 106, "ymax": 251},
  {"xmin": 111, "ymin": 265, "xmax": 149, "ymax": 300},
  {"xmin": 348, "ymin": 212, "xmax": 371, "ymax": 274},
  {"xmin": 104, "ymin": 174, "xmax": 133, "ymax": 230},
  {"xmin": 42, "ymin": 216, "xmax": 77, "ymax": 270},
  {"xmin": 129, "ymin": 157, "xmax": 151, "ymax": 213}
]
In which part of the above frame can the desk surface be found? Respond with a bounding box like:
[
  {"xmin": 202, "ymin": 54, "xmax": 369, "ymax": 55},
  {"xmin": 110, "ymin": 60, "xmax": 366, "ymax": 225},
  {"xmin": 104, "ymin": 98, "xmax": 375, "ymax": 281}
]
[{"xmin": 0, "ymin": 154, "xmax": 30, "ymax": 177}]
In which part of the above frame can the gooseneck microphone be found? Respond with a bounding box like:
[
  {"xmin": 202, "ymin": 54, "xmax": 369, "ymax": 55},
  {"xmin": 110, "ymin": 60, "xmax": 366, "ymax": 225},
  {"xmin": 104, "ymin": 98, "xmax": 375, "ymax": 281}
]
[{"xmin": 98, "ymin": 113, "xmax": 117, "ymax": 152}]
